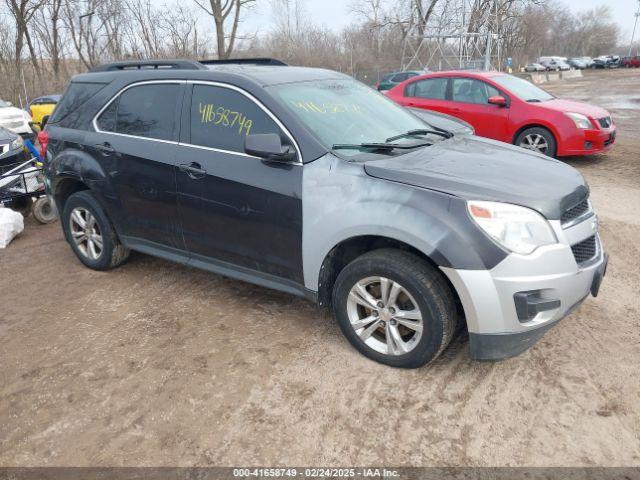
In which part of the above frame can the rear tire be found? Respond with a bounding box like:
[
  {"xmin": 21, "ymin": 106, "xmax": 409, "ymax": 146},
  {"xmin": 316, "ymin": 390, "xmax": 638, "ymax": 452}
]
[
  {"xmin": 62, "ymin": 191, "xmax": 129, "ymax": 270},
  {"xmin": 515, "ymin": 127, "xmax": 557, "ymax": 157},
  {"xmin": 332, "ymin": 249, "xmax": 458, "ymax": 368}
]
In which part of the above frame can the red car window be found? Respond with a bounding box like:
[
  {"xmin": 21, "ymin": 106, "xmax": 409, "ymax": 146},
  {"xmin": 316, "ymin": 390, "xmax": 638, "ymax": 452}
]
[
  {"xmin": 452, "ymin": 78, "xmax": 499, "ymax": 105},
  {"xmin": 406, "ymin": 77, "xmax": 448, "ymax": 100}
]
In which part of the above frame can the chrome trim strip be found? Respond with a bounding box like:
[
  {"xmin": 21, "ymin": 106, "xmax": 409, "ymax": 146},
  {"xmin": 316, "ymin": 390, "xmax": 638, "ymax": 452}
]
[{"xmin": 91, "ymin": 79, "xmax": 303, "ymax": 164}]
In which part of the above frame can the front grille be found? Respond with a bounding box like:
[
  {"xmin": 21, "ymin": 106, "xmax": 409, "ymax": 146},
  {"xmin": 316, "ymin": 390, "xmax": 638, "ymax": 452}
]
[
  {"xmin": 598, "ymin": 116, "xmax": 612, "ymax": 128},
  {"xmin": 561, "ymin": 199, "xmax": 591, "ymax": 225},
  {"xmin": 604, "ymin": 132, "xmax": 616, "ymax": 146},
  {"xmin": 571, "ymin": 235, "xmax": 597, "ymax": 264}
]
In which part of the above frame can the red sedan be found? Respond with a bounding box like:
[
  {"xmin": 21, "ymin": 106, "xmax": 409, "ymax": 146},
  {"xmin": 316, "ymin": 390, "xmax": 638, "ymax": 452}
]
[{"xmin": 386, "ymin": 71, "xmax": 616, "ymax": 157}]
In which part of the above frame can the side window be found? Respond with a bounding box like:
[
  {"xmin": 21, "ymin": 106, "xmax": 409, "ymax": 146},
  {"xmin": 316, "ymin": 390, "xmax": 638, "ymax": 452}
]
[
  {"xmin": 409, "ymin": 78, "xmax": 448, "ymax": 100},
  {"xmin": 49, "ymin": 82, "xmax": 106, "ymax": 124},
  {"xmin": 190, "ymin": 84, "xmax": 286, "ymax": 154},
  {"xmin": 96, "ymin": 97, "xmax": 118, "ymax": 132},
  {"xmin": 112, "ymin": 84, "xmax": 180, "ymax": 140},
  {"xmin": 391, "ymin": 73, "xmax": 408, "ymax": 82},
  {"xmin": 452, "ymin": 78, "xmax": 499, "ymax": 104}
]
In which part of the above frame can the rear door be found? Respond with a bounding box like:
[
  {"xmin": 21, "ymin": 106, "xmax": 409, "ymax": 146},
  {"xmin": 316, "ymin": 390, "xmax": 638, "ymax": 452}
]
[
  {"xmin": 90, "ymin": 81, "xmax": 185, "ymax": 250},
  {"xmin": 175, "ymin": 82, "xmax": 304, "ymax": 283},
  {"xmin": 449, "ymin": 77, "xmax": 510, "ymax": 140},
  {"xmin": 400, "ymin": 77, "xmax": 452, "ymax": 114}
]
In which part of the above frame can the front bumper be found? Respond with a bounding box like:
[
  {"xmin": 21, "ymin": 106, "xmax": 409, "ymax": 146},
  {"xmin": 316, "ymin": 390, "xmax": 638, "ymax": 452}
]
[
  {"xmin": 441, "ymin": 216, "xmax": 607, "ymax": 360},
  {"xmin": 558, "ymin": 125, "xmax": 616, "ymax": 156}
]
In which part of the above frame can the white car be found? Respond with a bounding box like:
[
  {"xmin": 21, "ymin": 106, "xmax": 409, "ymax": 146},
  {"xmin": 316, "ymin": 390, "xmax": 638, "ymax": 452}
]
[{"xmin": 0, "ymin": 99, "xmax": 33, "ymax": 139}]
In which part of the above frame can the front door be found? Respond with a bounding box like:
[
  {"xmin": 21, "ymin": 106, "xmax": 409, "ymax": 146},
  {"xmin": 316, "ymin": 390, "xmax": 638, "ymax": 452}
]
[
  {"xmin": 449, "ymin": 77, "xmax": 510, "ymax": 140},
  {"xmin": 176, "ymin": 83, "xmax": 303, "ymax": 283},
  {"xmin": 90, "ymin": 81, "xmax": 185, "ymax": 249}
]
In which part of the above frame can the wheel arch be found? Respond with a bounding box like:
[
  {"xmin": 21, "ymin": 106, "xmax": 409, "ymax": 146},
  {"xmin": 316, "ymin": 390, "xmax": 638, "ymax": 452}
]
[
  {"xmin": 512, "ymin": 122, "xmax": 559, "ymax": 147},
  {"xmin": 316, "ymin": 235, "xmax": 464, "ymax": 322}
]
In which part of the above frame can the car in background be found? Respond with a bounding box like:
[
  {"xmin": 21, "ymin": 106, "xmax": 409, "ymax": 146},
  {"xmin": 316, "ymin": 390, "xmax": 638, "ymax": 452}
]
[
  {"xmin": 620, "ymin": 56, "xmax": 640, "ymax": 68},
  {"xmin": 386, "ymin": 70, "xmax": 616, "ymax": 157},
  {"xmin": 27, "ymin": 95, "xmax": 60, "ymax": 130},
  {"xmin": 0, "ymin": 126, "xmax": 28, "ymax": 173},
  {"xmin": 568, "ymin": 58, "xmax": 588, "ymax": 69},
  {"xmin": 0, "ymin": 99, "xmax": 33, "ymax": 140},
  {"xmin": 407, "ymin": 107, "xmax": 474, "ymax": 135},
  {"xmin": 593, "ymin": 55, "xmax": 620, "ymax": 69},
  {"xmin": 541, "ymin": 59, "xmax": 570, "ymax": 71},
  {"xmin": 375, "ymin": 70, "xmax": 423, "ymax": 91},
  {"xmin": 524, "ymin": 63, "xmax": 545, "ymax": 72},
  {"xmin": 581, "ymin": 57, "xmax": 595, "ymax": 68}
]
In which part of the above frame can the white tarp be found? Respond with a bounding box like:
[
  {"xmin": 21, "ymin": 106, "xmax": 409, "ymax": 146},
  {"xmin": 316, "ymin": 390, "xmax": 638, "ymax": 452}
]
[{"xmin": 0, "ymin": 207, "xmax": 24, "ymax": 248}]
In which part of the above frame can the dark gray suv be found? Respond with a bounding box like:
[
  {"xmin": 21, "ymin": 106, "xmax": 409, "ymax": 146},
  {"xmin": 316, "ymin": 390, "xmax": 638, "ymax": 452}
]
[{"xmin": 42, "ymin": 58, "xmax": 607, "ymax": 368}]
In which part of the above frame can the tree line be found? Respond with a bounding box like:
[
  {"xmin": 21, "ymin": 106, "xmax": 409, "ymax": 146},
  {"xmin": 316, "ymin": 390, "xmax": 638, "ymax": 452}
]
[{"xmin": 0, "ymin": 0, "xmax": 621, "ymax": 106}]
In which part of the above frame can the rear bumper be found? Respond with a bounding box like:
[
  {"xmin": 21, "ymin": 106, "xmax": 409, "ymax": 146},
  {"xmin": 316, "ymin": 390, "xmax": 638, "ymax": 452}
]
[
  {"xmin": 558, "ymin": 125, "xmax": 616, "ymax": 156},
  {"xmin": 441, "ymin": 217, "xmax": 607, "ymax": 360}
]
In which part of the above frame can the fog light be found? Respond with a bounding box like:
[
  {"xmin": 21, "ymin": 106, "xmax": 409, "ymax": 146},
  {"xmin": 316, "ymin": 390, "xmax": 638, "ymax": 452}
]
[{"xmin": 584, "ymin": 141, "xmax": 593, "ymax": 150}]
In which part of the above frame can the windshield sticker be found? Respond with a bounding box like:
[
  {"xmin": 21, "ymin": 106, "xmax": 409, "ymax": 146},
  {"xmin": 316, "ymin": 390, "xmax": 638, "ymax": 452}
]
[
  {"xmin": 198, "ymin": 103, "xmax": 253, "ymax": 136},
  {"xmin": 290, "ymin": 101, "xmax": 367, "ymax": 115}
]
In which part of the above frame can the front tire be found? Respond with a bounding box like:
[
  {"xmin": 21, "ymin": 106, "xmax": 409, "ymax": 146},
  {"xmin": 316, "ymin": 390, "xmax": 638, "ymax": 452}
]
[
  {"xmin": 62, "ymin": 191, "xmax": 130, "ymax": 270},
  {"xmin": 515, "ymin": 127, "xmax": 557, "ymax": 157},
  {"xmin": 332, "ymin": 249, "xmax": 458, "ymax": 368}
]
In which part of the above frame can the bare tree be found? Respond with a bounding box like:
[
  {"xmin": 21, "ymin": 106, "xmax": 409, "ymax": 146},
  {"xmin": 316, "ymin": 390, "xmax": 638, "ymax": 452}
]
[
  {"xmin": 4, "ymin": 0, "xmax": 45, "ymax": 80},
  {"xmin": 192, "ymin": 0, "xmax": 256, "ymax": 58}
]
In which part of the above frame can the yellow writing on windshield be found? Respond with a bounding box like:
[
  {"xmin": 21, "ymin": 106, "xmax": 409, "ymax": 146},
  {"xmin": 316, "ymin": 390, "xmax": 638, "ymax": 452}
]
[
  {"xmin": 198, "ymin": 103, "xmax": 253, "ymax": 136},
  {"xmin": 290, "ymin": 101, "xmax": 366, "ymax": 114}
]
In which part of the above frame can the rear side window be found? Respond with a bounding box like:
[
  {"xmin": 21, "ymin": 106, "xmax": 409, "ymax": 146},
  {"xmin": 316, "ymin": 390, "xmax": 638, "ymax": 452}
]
[
  {"xmin": 49, "ymin": 82, "xmax": 106, "ymax": 124},
  {"xmin": 190, "ymin": 84, "xmax": 285, "ymax": 154},
  {"xmin": 406, "ymin": 78, "xmax": 448, "ymax": 100},
  {"xmin": 96, "ymin": 83, "xmax": 180, "ymax": 141}
]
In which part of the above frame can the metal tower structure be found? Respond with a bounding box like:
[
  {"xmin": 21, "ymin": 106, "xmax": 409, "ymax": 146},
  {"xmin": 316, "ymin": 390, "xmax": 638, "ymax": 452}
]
[
  {"xmin": 629, "ymin": 0, "xmax": 640, "ymax": 56},
  {"xmin": 400, "ymin": 0, "xmax": 503, "ymax": 72}
]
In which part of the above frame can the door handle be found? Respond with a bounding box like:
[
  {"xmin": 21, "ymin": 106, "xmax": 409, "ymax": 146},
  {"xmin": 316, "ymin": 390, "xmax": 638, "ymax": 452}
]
[
  {"xmin": 94, "ymin": 142, "xmax": 115, "ymax": 155},
  {"xmin": 179, "ymin": 162, "xmax": 206, "ymax": 179}
]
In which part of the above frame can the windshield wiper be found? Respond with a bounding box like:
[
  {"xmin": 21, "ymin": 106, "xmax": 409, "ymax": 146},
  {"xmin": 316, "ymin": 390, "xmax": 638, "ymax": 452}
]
[
  {"xmin": 526, "ymin": 98, "xmax": 542, "ymax": 103},
  {"xmin": 332, "ymin": 141, "xmax": 432, "ymax": 151},
  {"xmin": 386, "ymin": 128, "xmax": 453, "ymax": 143}
]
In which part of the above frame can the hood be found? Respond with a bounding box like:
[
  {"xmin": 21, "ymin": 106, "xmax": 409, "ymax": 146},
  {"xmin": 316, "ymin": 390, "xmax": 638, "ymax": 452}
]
[
  {"xmin": 539, "ymin": 98, "xmax": 609, "ymax": 119},
  {"xmin": 0, "ymin": 126, "xmax": 17, "ymax": 143},
  {"xmin": 363, "ymin": 135, "xmax": 588, "ymax": 220}
]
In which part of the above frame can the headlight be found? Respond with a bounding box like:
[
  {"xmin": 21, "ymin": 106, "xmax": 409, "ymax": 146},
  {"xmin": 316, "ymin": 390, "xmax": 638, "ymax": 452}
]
[
  {"xmin": 467, "ymin": 201, "xmax": 557, "ymax": 255},
  {"xmin": 10, "ymin": 136, "xmax": 23, "ymax": 150},
  {"xmin": 565, "ymin": 112, "xmax": 592, "ymax": 129}
]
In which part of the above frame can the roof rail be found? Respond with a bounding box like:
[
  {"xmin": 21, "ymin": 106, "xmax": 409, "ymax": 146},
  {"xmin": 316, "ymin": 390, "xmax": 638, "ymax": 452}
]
[
  {"xmin": 199, "ymin": 58, "xmax": 288, "ymax": 67},
  {"xmin": 89, "ymin": 59, "xmax": 208, "ymax": 72}
]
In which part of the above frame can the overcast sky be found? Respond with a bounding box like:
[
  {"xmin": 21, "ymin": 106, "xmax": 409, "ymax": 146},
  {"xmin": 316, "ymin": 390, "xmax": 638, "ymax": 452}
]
[
  {"xmin": 164, "ymin": 0, "xmax": 639, "ymax": 43},
  {"xmin": 165, "ymin": 0, "xmax": 640, "ymax": 45}
]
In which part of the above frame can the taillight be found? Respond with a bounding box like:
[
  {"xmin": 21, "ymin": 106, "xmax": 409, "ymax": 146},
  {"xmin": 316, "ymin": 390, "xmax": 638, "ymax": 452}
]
[{"xmin": 37, "ymin": 130, "xmax": 49, "ymax": 161}]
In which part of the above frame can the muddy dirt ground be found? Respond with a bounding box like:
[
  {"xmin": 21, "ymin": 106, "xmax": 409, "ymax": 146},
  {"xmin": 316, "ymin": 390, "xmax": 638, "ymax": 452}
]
[{"xmin": 1, "ymin": 69, "xmax": 639, "ymax": 467}]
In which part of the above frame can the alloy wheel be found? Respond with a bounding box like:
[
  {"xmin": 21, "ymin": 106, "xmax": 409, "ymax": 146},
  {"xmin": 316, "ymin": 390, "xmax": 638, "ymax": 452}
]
[
  {"xmin": 69, "ymin": 207, "xmax": 103, "ymax": 260},
  {"xmin": 519, "ymin": 133, "xmax": 549, "ymax": 154},
  {"xmin": 346, "ymin": 276, "xmax": 424, "ymax": 356}
]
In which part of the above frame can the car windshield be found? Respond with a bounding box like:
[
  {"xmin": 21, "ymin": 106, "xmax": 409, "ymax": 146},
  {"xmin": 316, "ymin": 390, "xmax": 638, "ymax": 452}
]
[
  {"xmin": 269, "ymin": 78, "xmax": 436, "ymax": 157},
  {"xmin": 492, "ymin": 74, "xmax": 554, "ymax": 102},
  {"xmin": 0, "ymin": 99, "xmax": 11, "ymax": 108}
]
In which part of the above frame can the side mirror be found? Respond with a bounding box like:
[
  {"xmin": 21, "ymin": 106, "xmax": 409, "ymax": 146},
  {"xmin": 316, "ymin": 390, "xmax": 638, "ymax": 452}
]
[
  {"xmin": 41, "ymin": 115, "xmax": 50, "ymax": 128},
  {"xmin": 244, "ymin": 133, "xmax": 296, "ymax": 162},
  {"xmin": 488, "ymin": 95, "xmax": 507, "ymax": 107}
]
